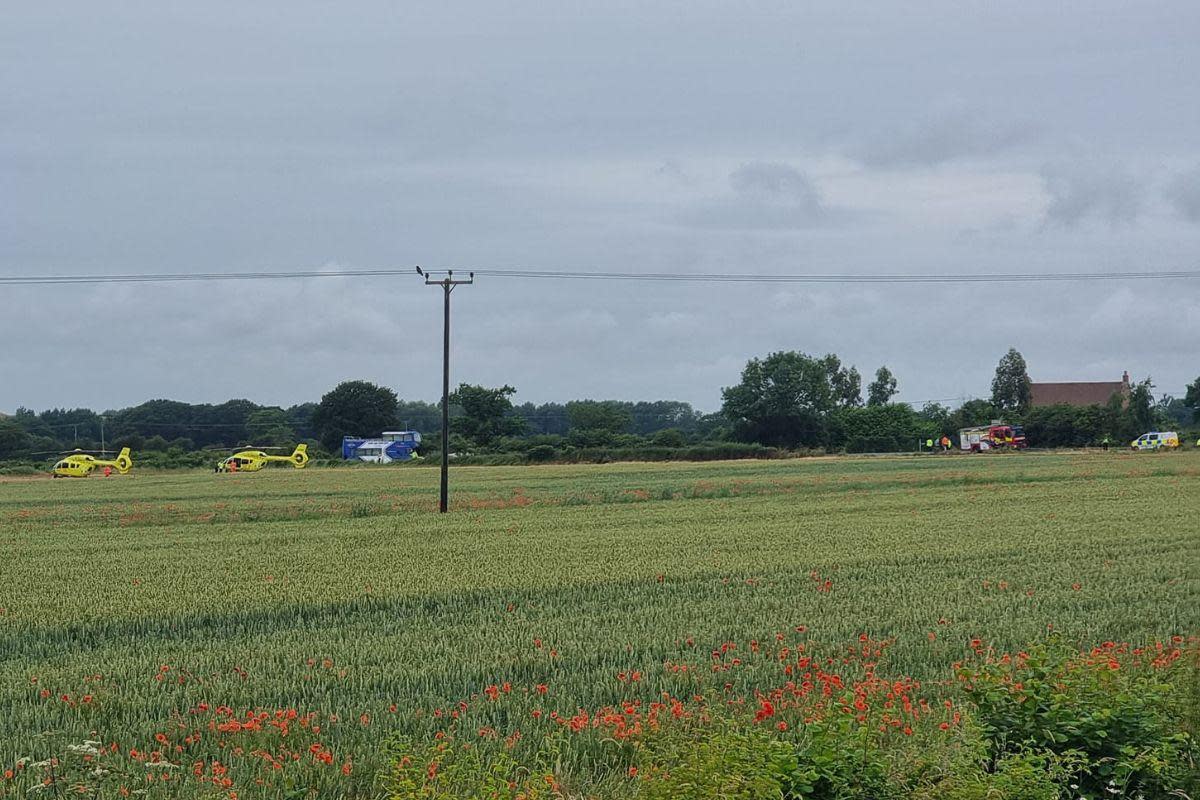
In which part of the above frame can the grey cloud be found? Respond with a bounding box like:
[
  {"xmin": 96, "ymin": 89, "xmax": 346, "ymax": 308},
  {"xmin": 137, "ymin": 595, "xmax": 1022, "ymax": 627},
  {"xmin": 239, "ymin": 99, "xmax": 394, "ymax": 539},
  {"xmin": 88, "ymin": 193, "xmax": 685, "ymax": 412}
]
[
  {"xmin": 3, "ymin": 2, "xmax": 1200, "ymax": 413},
  {"xmin": 677, "ymin": 162, "xmax": 828, "ymax": 230},
  {"xmin": 851, "ymin": 103, "xmax": 1036, "ymax": 168},
  {"xmin": 654, "ymin": 160, "xmax": 692, "ymax": 186},
  {"xmin": 729, "ymin": 162, "xmax": 823, "ymax": 205},
  {"xmin": 1166, "ymin": 166, "xmax": 1200, "ymax": 222},
  {"xmin": 1040, "ymin": 161, "xmax": 1143, "ymax": 227}
]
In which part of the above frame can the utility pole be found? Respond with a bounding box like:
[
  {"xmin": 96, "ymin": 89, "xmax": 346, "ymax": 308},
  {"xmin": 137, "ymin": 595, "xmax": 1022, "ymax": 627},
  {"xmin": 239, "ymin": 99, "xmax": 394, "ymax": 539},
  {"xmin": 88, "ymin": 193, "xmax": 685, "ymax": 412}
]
[{"xmin": 417, "ymin": 266, "xmax": 473, "ymax": 512}]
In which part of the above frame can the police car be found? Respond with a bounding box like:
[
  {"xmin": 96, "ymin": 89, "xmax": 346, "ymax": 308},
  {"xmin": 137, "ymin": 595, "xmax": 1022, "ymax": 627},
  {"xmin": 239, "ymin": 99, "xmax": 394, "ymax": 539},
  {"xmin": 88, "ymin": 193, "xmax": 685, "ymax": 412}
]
[{"xmin": 1130, "ymin": 431, "xmax": 1179, "ymax": 451}]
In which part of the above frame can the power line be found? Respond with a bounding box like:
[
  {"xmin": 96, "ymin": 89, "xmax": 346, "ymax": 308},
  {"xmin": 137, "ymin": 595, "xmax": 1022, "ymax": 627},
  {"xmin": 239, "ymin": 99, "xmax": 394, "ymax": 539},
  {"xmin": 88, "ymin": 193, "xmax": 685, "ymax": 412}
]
[
  {"xmin": 467, "ymin": 267, "xmax": 1200, "ymax": 284},
  {"xmin": 0, "ymin": 269, "xmax": 409, "ymax": 285},
  {"xmin": 2, "ymin": 266, "xmax": 1200, "ymax": 286}
]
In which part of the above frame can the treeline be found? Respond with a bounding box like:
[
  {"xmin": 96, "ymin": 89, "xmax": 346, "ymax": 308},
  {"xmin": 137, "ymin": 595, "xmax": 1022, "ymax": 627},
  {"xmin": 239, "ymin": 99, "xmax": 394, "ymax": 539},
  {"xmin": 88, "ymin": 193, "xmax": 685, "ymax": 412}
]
[
  {"xmin": 2, "ymin": 350, "xmax": 1197, "ymax": 465},
  {"xmin": 0, "ymin": 384, "xmax": 726, "ymax": 463},
  {"xmin": 307, "ymin": 382, "xmax": 735, "ymax": 463},
  {"xmin": 0, "ymin": 400, "xmax": 321, "ymax": 459},
  {"xmin": 719, "ymin": 348, "xmax": 1197, "ymax": 452}
]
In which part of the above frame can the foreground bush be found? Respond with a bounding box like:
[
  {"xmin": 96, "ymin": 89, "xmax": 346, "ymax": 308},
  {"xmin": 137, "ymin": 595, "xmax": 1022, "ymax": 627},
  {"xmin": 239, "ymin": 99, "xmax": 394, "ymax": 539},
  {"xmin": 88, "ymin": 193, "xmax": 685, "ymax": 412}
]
[
  {"xmin": 385, "ymin": 636, "xmax": 1199, "ymax": 799},
  {"xmin": 957, "ymin": 638, "xmax": 1198, "ymax": 797}
]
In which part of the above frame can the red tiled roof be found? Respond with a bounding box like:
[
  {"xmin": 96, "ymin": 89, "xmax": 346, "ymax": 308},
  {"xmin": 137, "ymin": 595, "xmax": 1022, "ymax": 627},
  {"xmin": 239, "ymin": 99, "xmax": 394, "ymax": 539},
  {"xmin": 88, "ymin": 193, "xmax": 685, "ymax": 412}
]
[{"xmin": 1030, "ymin": 381, "xmax": 1128, "ymax": 407}]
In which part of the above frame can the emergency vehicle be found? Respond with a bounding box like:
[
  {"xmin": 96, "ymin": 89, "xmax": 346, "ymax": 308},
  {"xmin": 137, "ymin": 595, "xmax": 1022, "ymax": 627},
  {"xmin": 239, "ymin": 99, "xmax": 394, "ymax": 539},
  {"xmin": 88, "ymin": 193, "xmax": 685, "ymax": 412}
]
[
  {"xmin": 1130, "ymin": 431, "xmax": 1179, "ymax": 451},
  {"xmin": 959, "ymin": 423, "xmax": 1027, "ymax": 452},
  {"xmin": 342, "ymin": 431, "xmax": 422, "ymax": 463}
]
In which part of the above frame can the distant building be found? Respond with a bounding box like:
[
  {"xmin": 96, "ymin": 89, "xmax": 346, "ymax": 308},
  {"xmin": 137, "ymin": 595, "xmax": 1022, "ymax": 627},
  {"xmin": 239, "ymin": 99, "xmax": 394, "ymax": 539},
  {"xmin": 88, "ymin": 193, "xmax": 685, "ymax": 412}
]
[{"xmin": 1029, "ymin": 371, "xmax": 1131, "ymax": 408}]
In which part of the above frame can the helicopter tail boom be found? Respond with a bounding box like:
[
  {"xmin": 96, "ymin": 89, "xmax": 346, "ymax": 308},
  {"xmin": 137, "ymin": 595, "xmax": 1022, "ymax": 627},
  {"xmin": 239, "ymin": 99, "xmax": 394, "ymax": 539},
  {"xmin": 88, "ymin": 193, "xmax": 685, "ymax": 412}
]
[
  {"xmin": 262, "ymin": 444, "xmax": 309, "ymax": 469},
  {"xmin": 93, "ymin": 447, "xmax": 134, "ymax": 474}
]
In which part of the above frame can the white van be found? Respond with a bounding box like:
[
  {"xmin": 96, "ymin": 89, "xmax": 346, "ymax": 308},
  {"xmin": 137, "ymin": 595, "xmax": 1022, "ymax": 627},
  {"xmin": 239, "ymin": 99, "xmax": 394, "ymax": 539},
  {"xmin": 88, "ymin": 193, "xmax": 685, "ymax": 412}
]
[{"xmin": 1130, "ymin": 432, "xmax": 1179, "ymax": 451}]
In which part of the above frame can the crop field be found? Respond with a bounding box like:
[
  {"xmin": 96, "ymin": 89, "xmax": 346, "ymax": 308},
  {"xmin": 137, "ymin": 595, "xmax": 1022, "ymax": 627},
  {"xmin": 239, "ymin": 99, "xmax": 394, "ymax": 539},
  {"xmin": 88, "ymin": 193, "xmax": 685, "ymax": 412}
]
[{"xmin": 1, "ymin": 452, "xmax": 1198, "ymax": 797}]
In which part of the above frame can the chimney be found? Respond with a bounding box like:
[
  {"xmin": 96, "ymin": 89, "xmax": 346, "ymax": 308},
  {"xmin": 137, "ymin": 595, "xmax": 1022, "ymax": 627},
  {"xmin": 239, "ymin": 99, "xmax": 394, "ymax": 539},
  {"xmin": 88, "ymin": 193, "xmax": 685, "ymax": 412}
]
[{"xmin": 1122, "ymin": 370, "xmax": 1130, "ymax": 386}]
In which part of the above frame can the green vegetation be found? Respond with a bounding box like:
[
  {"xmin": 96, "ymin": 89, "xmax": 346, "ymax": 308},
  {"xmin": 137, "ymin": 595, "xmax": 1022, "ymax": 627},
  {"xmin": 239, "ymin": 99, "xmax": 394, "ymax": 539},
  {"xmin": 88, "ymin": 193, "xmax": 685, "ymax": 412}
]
[
  {"xmin": 4, "ymin": 354, "xmax": 1195, "ymax": 469},
  {"xmin": 990, "ymin": 347, "xmax": 1033, "ymax": 414},
  {"xmin": 582, "ymin": 637, "xmax": 1198, "ymax": 800},
  {"xmin": 0, "ymin": 452, "xmax": 1197, "ymax": 797}
]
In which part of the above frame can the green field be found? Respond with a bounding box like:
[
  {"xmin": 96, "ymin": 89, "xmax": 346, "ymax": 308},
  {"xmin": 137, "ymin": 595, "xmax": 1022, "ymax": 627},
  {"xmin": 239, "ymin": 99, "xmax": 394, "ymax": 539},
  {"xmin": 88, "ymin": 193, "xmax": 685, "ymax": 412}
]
[{"xmin": 1, "ymin": 452, "xmax": 1197, "ymax": 797}]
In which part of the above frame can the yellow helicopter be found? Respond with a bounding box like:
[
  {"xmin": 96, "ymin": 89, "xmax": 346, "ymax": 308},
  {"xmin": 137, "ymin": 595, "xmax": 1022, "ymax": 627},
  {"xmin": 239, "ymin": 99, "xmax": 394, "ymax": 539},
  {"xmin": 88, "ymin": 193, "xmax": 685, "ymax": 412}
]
[
  {"xmin": 215, "ymin": 444, "xmax": 309, "ymax": 473},
  {"xmin": 51, "ymin": 448, "xmax": 134, "ymax": 478}
]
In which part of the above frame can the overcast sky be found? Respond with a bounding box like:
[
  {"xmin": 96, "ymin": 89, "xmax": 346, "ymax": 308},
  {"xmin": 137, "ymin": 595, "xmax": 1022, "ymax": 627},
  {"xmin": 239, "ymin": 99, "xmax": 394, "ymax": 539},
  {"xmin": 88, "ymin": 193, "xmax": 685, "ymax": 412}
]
[{"xmin": 2, "ymin": 1, "xmax": 1198, "ymax": 414}]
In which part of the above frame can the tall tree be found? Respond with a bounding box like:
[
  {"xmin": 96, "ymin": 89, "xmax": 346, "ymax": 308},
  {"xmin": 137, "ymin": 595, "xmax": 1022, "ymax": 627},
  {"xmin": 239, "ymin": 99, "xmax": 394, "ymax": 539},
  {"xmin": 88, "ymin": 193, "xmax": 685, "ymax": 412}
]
[
  {"xmin": 990, "ymin": 348, "xmax": 1032, "ymax": 414},
  {"xmin": 1125, "ymin": 377, "xmax": 1157, "ymax": 435},
  {"xmin": 449, "ymin": 384, "xmax": 525, "ymax": 446},
  {"xmin": 819, "ymin": 355, "xmax": 862, "ymax": 408},
  {"xmin": 721, "ymin": 351, "xmax": 839, "ymax": 447},
  {"xmin": 311, "ymin": 380, "xmax": 399, "ymax": 452},
  {"xmin": 867, "ymin": 366, "xmax": 899, "ymax": 406}
]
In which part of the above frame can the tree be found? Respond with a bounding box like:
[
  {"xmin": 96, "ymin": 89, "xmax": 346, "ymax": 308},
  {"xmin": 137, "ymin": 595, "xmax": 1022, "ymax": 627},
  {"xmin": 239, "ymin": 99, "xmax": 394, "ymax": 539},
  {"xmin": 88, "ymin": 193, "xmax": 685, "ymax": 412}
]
[
  {"xmin": 1125, "ymin": 377, "xmax": 1156, "ymax": 436},
  {"xmin": 991, "ymin": 348, "xmax": 1032, "ymax": 413},
  {"xmin": 514, "ymin": 402, "xmax": 570, "ymax": 436},
  {"xmin": 1104, "ymin": 392, "xmax": 1127, "ymax": 440},
  {"xmin": 721, "ymin": 351, "xmax": 840, "ymax": 448},
  {"xmin": 0, "ymin": 419, "xmax": 31, "ymax": 459},
  {"xmin": 143, "ymin": 435, "xmax": 171, "ymax": 451},
  {"xmin": 1156, "ymin": 395, "xmax": 1193, "ymax": 427},
  {"xmin": 245, "ymin": 408, "xmax": 296, "ymax": 446},
  {"xmin": 203, "ymin": 400, "xmax": 260, "ymax": 446},
  {"xmin": 37, "ymin": 408, "xmax": 102, "ymax": 444},
  {"xmin": 867, "ymin": 367, "xmax": 899, "ymax": 406},
  {"xmin": 1185, "ymin": 377, "xmax": 1200, "ymax": 415},
  {"xmin": 311, "ymin": 380, "xmax": 399, "ymax": 452},
  {"xmin": 627, "ymin": 401, "xmax": 701, "ymax": 435},
  {"xmin": 395, "ymin": 400, "xmax": 442, "ymax": 434},
  {"xmin": 651, "ymin": 428, "xmax": 687, "ymax": 447},
  {"xmin": 111, "ymin": 399, "xmax": 197, "ymax": 445},
  {"xmin": 285, "ymin": 403, "xmax": 319, "ymax": 440},
  {"xmin": 565, "ymin": 400, "xmax": 632, "ymax": 434},
  {"xmin": 1023, "ymin": 403, "xmax": 1107, "ymax": 447},
  {"xmin": 832, "ymin": 404, "xmax": 937, "ymax": 453},
  {"xmin": 449, "ymin": 384, "xmax": 525, "ymax": 447},
  {"xmin": 819, "ymin": 355, "xmax": 862, "ymax": 408},
  {"xmin": 919, "ymin": 402, "xmax": 952, "ymax": 437},
  {"xmin": 947, "ymin": 399, "xmax": 999, "ymax": 434}
]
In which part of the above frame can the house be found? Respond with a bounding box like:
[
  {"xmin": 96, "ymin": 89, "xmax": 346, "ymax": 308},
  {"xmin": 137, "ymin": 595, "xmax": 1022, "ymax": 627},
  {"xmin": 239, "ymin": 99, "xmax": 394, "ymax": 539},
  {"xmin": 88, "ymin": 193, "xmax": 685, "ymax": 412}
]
[{"xmin": 1029, "ymin": 371, "xmax": 1131, "ymax": 408}]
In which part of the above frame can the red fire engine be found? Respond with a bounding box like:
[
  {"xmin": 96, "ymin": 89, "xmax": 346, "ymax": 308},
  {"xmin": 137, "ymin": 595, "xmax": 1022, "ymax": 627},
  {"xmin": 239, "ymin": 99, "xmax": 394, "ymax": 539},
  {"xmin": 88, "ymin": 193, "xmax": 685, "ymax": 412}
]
[{"xmin": 959, "ymin": 423, "xmax": 1027, "ymax": 452}]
